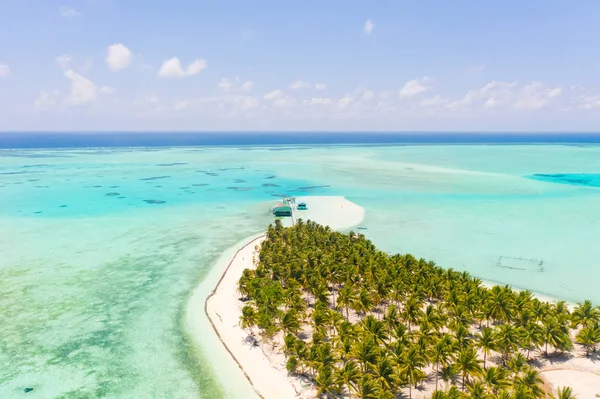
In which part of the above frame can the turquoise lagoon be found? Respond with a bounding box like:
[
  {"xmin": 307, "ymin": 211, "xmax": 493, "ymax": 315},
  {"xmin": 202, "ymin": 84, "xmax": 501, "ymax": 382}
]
[{"xmin": 2, "ymin": 144, "xmax": 600, "ymax": 398}]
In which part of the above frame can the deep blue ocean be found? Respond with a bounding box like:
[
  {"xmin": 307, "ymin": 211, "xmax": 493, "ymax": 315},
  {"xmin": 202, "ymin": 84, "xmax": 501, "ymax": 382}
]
[{"xmin": 2, "ymin": 132, "xmax": 600, "ymax": 148}]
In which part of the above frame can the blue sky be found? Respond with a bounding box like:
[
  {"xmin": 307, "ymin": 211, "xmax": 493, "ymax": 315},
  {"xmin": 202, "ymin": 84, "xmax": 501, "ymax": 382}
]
[{"xmin": 1, "ymin": 0, "xmax": 600, "ymax": 131}]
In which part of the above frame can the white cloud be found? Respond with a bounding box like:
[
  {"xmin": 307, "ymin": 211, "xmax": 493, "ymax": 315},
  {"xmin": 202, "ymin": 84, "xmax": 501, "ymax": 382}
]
[
  {"xmin": 290, "ymin": 80, "xmax": 310, "ymax": 90},
  {"xmin": 0, "ymin": 64, "xmax": 10, "ymax": 77},
  {"xmin": 307, "ymin": 97, "xmax": 332, "ymax": 105},
  {"xmin": 63, "ymin": 69, "xmax": 98, "ymax": 105},
  {"xmin": 240, "ymin": 97, "xmax": 259, "ymax": 110},
  {"xmin": 363, "ymin": 19, "xmax": 374, "ymax": 35},
  {"xmin": 361, "ymin": 91, "xmax": 375, "ymax": 101},
  {"xmin": 420, "ymin": 95, "xmax": 448, "ymax": 107},
  {"xmin": 514, "ymin": 82, "xmax": 562, "ymax": 110},
  {"xmin": 56, "ymin": 54, "xmax": 72, "ymax": 70},
  {"xmin": 399, "ymin": 77, "xmax": 436, "ymax": 98},
  {"xmin": 447, "ymin": 81, "xmax": 516, "ymax": 110},
  {"xmin": 158, "ymin": 57, "xmax": 207, "ymax": 78},
  {"xmin": 62, "ymin": 69, "xmax": 112, "ymax": 106},
  {"xmin": 338, "ymin": 94, "xmax": 352, "ymax": 109},
  {"xmin": 315, "ymin": 83, "xmax": 327, "ymax": 90},
  {"xmin": 218, "ymin": 78, "xmax": 233, "ymax": 92},
  {"xmin": 240, "ymin": 81, "xmax": 253, "ymax": 92},
  {"xmin": 580, "ymin": 96, "xmax": 600, "ymax": 110},
  {"xmin": 174, "ymin": 100, "xmax": 189, "ymax": 111},
  {"xmin": 106, "ymin": 44, "xmax": 133, "ymax": 71},
  {"xmin": 273, "ymin": 96, "xmax": 295, "ymax": 108},
  {"xmin": 99, "ymin": 86, "xmax": 115, "ymax": 94},
  {"xmin": 34, "ymin": 91, "xmax": 60, "ymax": 109},
  {"xmin": 264, "ymin": 90, "xmax": 284, "ymax": 100},
  {"xmin": 59, "ymin": 6, "xmax": 80, "ymax": 18}
]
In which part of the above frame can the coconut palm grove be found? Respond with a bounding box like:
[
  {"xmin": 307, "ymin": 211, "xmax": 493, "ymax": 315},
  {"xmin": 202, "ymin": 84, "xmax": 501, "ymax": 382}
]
[{"xmin": 238, "ymin": 220, "xmax": 600, "ymax": 399}]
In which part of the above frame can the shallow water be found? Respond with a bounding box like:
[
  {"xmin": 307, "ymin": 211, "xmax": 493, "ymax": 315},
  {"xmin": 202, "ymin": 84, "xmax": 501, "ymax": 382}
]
[{"xmin": 2, "ymin": 144, "xmax": 600, "ymax": 398}]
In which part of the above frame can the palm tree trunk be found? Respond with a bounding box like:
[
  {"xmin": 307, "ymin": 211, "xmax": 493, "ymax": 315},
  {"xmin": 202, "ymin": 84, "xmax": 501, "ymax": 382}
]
[
  {"xmin": 435, "ymin": 362, "xmax": 439, "ymax": 391},
  {"xmin": 483, "ymin": 352, "xmax": 487, "ymax": 369}
]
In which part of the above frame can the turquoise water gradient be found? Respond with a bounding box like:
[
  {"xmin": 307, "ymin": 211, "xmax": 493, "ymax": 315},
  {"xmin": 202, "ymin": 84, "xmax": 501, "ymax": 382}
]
[{"xmin": 2, "ymin": 144, "xmax": 600, "ymax": 398}]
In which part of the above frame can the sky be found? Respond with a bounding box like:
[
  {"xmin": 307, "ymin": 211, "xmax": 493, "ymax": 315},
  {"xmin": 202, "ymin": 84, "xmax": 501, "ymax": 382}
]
[{"xmin": 1, "ymin": 0, "xmax": 600, "ymax": 131}]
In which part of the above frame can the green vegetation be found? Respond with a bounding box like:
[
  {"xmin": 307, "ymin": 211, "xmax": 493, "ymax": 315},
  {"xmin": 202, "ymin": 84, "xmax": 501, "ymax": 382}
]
[{"xmin": 239, "ymin": 220, "xmax": 599, "ymax": 398}]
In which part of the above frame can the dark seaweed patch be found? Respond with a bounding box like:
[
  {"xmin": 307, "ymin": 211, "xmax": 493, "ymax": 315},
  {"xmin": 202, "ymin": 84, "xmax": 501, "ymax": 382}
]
[
  {"xmin": 22, "ymin": 164, "xmax": 49, "ymax": 168},
  {"xmin": 27, "ymin": 179, "xmax": 40, "ymax": 182},
  {"xmin": 226, "ymin": 186, "xmax": 253, "ymax": 191},
  {"xmin": 34, "ymin": 211, "xmax": 43, "ymax": 214},
  {"xmin": 143, "ymin": 199, "xmax": 166, "ymax": 204},
  {"xmin": 218, "ymin": 167, "xmax": 245, "ymax": 171},
  {"xmin": 109, "ymin": 185, "xmax": 120, "ymax": 188},
  {"xmin": 192, "ymin": 183, "xmax": 209, "ymax": 186},
  {"xmin": 105, "ymin": 192, "xmax": 120, "ymax": 196},
  {"xmin": 93, "ymin": 185, "xmax": 102, "ymax": 188},
  {"xmin": 59, "ymin": 205, "xmax": 68, "ymax": 208},
  {"xmin": 180, "ymin": 186, "xmax": 189, "ymax": 189},
  {"xmin": 262, "ymin": 183, "xmax": 279, "ymax": 187},
  {"xmin": 0, "ymin": 171, "xmax": 29, "ymax": 175},
  {"xmin": 196, "ymin": 170, "xmax": 219, "ymax": 176},
  {"xmin": 156, "ymin": 163, "xmax": 188, "ymax": 166},
  {"xmin": 264, "ymin": 174, "xmax": 276, "ymax": 179},
  {"xmin": 234, "ymin": 179, "xmax": 247, "ymax": 183},
  {"xmin": 297, "ymin": 185, "xmax": 331, "ymax": 190},
  {"xmin": 140, "ymin": 176, "xmax": 171, "ymax": 181}
]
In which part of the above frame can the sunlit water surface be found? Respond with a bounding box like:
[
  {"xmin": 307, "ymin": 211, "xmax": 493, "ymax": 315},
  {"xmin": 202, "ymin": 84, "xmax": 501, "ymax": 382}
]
[{"xmin": 2, "ymin": 144, "xmax": 600, "ymax": 398}]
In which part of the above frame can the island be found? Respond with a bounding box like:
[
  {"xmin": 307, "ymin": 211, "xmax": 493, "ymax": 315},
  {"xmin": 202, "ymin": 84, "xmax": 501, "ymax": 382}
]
[{"xmin": 206, "ymin": 200, "xmax": 600, "ymax": 399}]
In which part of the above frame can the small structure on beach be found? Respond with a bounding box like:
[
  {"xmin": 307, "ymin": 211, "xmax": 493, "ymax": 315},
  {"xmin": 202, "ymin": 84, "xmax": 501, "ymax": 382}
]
[
  {"xmin": 297, "ymin": 202, "xmax": 307, "ymax": 210},
  {"xmin": 272, "ymin": 203, "xmax": 293, "ymax": 217}
]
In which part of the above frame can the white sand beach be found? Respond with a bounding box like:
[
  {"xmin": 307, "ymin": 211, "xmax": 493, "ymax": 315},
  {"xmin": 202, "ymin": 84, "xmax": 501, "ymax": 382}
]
[{"xmin": 204, "ymin": 196, "xmax": 364, "ymax": 399}]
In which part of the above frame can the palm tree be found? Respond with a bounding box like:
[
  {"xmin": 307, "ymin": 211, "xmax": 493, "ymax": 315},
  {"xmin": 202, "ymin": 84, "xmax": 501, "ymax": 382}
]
[
  {"xmin": 572, "ymin": 299, "xmax": 600, "ymax": 328},
  {"xmin": 480, "ymin": 366, "xmax": 509, "ymax": 395},
  {"xmin": 241, "ymin": 220, "xmax": 599, "ymax": 399},
  {"xmin": 455, "ymin": 346, "xmax": 483, "ymax": 390},
  {"xmin": 361, "ymin": 315, "xmax": 387, "ymax": 346},
  {"xmin": 350, "ymin": 338, "xmax": 379, "ymax": 373},
  {"xmin": 513, "ymin": 368, "xmax": 545, "ymax": 399},
  {"xmin": 371, "ymin": 354, "xmax": 395, "ymax": 391},
  {"xmin": 575, "ymin": 321, "xmax": 600, "ymax": 356},
  {"xmin": 398, "ymin": 346, "xmax": 426, "ymax": 398},
  {"xmin": 551, "ymin": 386, "xmax": 577, "ymax": 399},
  {"xmin": 239, "ymin": 304, "xmax": 257, "ymax": 333},
  {"xmin": 506, "ymin": 353, "xmax": 527, "ymax": 378},
  {"xmin": 494, "ymin": 324, "xmax": 522, "ymax": 364},
  {"xmin": 521, "ymin": 321, "xmax": 543, "ymax": 359},
  {"xmin": 402, "ymin": 296, "xmax": 423, "ymax": 331},
  {"xmin": 541, "ymin": 316, "xmax": 566, "ymax": 356},
  {"xmin": 336, "ymin": 361, "xmax": 360, "ymax": 398},
  {"xmin": 474, "ymin": 327, "xmax": 496, "ymax": 369},
  {"xmin": 428, "ymin": 336, "xmax": 453, "ymax": 391},
  {"xmin": 280, "ymin": 309, "xmax": 302, "ymax": 335},
  {"xmin": 315, "ymin": 365, "xmax": 340, "ymax": 398},
  {"xmin": 336, "ymin": 284, "xmax": 356, "ymax": 318},
  {"xmin": 467, "ymin": 381, "xmax": 488, "ymax": 399},
  {"xmin": 356, "ymin": 375, "xmax": 378, "ymax": 399}
]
